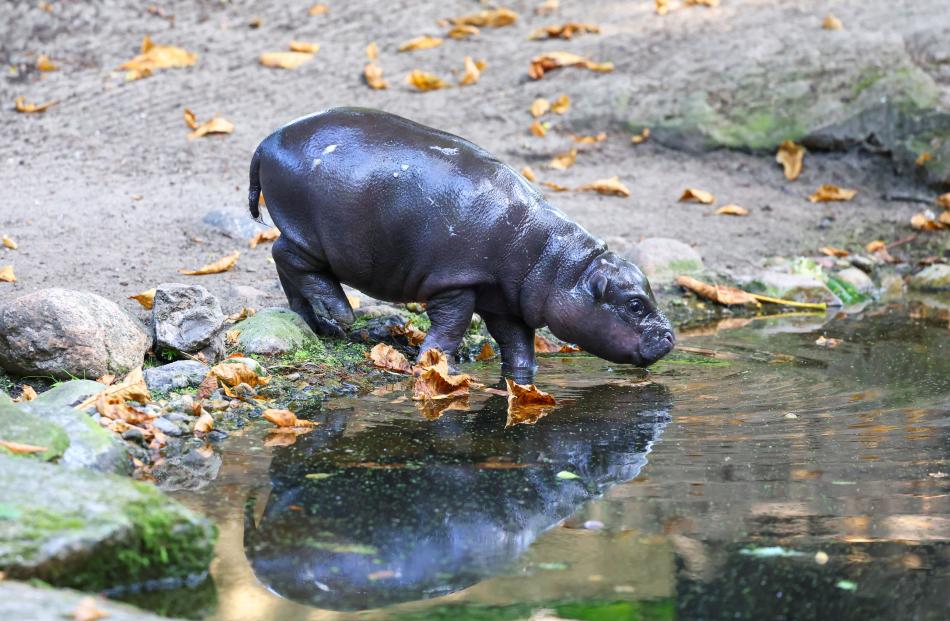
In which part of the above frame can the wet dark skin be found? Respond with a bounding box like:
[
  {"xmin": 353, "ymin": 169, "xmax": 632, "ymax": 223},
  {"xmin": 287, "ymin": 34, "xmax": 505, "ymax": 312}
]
[{"xmin": 250, "ymin": 108, "xmax": 674, "ymax": 380}]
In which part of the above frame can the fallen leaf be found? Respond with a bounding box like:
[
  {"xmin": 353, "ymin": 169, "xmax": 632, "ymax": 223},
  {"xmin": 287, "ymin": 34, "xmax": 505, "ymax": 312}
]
[
  {"xmin": 390, "ymin": 321, "xmax": 427, "ymax": 346},
  {"xmin": 308, "ymin": 4, "xmax": 329, "ymax": 15},
  {"xmin": 77, "ymin": 367, "xmax": 150, "ymax": 410},
  {"xmin": 415, "ymin": 348, "xmax": 449, "ymax": 374},
  {"xmin": 188, "ymin": 116, "xmax": 234, "ymax": 140},
  {"xmin": 249, "ymin": 227, "xmax": 280, "ymax": 248},
  {"xmin": 365, "ymin": 42, "xmax": 379, "ymax": 61},
  {"xmin": 676, "ymin": 275, "xmax": 760, "ymax": 306},
  {"xmin": 14, "ymin": 96, "xmax": 57, "ymax": 113},
  {"xmin": 530, "ymin": 120, "xmax": 547, "ymax": 137},
  {"xmin": 541, "ymin": 181, "xmax": 569, "ymax": 192},
  {"xmin": 459, "ymin": 56, "xmax": 483, "ymax": 86},
  {"xmin": 530, "ymin": 98, "xmax": 551, "ymax": 118},
  {"xmin": 18, "ymin": 385, "xmax": 38, "ymax": 401},
  {"xmin": 819, "ymin": 246, "xmax": 849, "ymax": 257},
  {"xmin": 179, "ymin": 251, "xmax": 240, "ymax": 275},
  {"xmin": 941, "ymin": 211, "xmax": 950, "ymax": 226},
  {"xmin": 776, "ymin": 140, "xmax": 805, "ymax": 180},
  {"xmin": 259, "ymin": 51, "xmax": 313, "ymax": 70},
  {"xmin": 447, "ymin": 24, "xmax": 480, "ymax": 39},
  {"xmin": 506, "ymin": 378, "xmax": 556, "ymax": 426},
  {"xmin": 364, "ymin": 62, "xmax": 388, "ymax": 89},
  {"xmin": 263, "ymin": 408, "xmax": 318, "ymax": 428},
  {"xmin": 809, "ymin": 184, "xmax": 857, "ymax": 203},
  {"xmin": 413, "ymin": 366, "xmax": 472, "ymax": 400},
  {"xmin": 547, "ymin": 148, "xmax": 577, "ymax": 170},
  {"xmin": 368, "ymin": 343, "xmax": 412, "ymax": 373},
  {"xmin": 551, "ymin": 94, "xmax": 570, "ymax": 114},
  {"xmin": 529, "ymin": 22, "xmax": 599, "ymax": 40},
  {"xmin": 529, "ymin": 51, "xmax": 613, "ymax": 79},
  {"xmin": 572, "ymin": 132, "xmax": 606, "ymax": 143},
  {"xmin": 631, "ymin": 127, "xmax": 650, "ymax": 144},
  {"xmin": 916, "ymin": 152, "xmax": 932, "ymax": 166},
  {"xmin": 823, "ymin": 13, "xmax": 843, "ymax": 30},
  {"xmin": 0, "ymin": 265, "xmax": 15, "ymax": 282},
  {"xmin": 211, "ymin": 361, "xmax": 269, "ymax": 388},
  {"xmin": 936, "ymin": 193, "xmax": 950, "ymax": 210},
  {"xmin": 128, "ymin": 288, "xmax": 155, "ymax": 309},
  {"xmin": 655, "ymin": 0, "xmax": 669, "ymax": 15},
  {"xmin": 418, "ymin": 396, "xmax": 469, "ymax": 420},
  {"xmin": 120, "ymin": 35, "xmax": 197, "ymax": 80},
  {"xmin": 407, "ymin": 69, "xmax": 448, "ymax": 91},
  {"xmin": 72, "ymin": 596, "xmax": 109, "ymax": 621},
  {"xmin": 535, "ymin": 0, "xmax": 559, "ymax": 15},
  {"xmin": 96, "ymin": 375, "xmax": 116, "ymax": 386},
  {"xmin": 685, "ymin": 0, "xmax": 720, "ymax": 6},
  {"xmin": 2, "ymin": 235, "xmax": 17, "ymax": 249},
  {"xmin": 522, "ymin": 166, "xmax": 537, "ymax": 182},
  {"xmin": 226, "ymin": 306, "xmax": 255, "ymax": 323},
  {"xmin": 193, "ymin": 411, "xmax": 214, "ymax": 434},
  {"xmin": 94, "ymin": 394, "xmax": 153, "ymax": 425},
  {"xmin": 534, "ymin": 334, "xmax": 560, "ymax": 353},
  {"xmin": 0, "ymin": 439, "xmax": 48, "ymax": 455},
  {"xmin": 475, "ymin": 342, "xmax": 496, "ymax": 361},
  {"xmin": 289, "ymin": 40, "xmax": 320, "ymax": 54},
  {"xmin": 715, "ymin": 204, "xmax": 749, "ymax": 216},
  {"xmin": 448, "ymin": 8, "xmax": 518, "ymax": 27},
  {"xmin": 577, "ymin": 176, "xmax": 631, "ymax": 197},
  {"xmin": 196, "ymin": 373, "xmax": 218, "ymax": 400},
  {"xmin": 248, "ymin": 16, "xmax": 263, "ymax": 29},
  {"xmin": 559, "ymin": 343, "xmax": 581, "ymax": 353},
  {"xmin": 399, "ymin": 36, "xmax": 443, "ymax": 52},
  {"xmin": 910, "ymin": 212, "xmax": 946, "ymax": 231},
  {"xmin": 36, "ymin": 54, "xmax": 57, "ymax": 71},
  {"xmin": 183, "ymin": 108, "xmax": 198, "ymax": 130},
  {"xmin": 865, "ymin": 240, "xmax": 886, "ymax": 253},
  {"xmin": 679, "ymin": 188, "xmax": 715, "ymax": 204},
  {"xmin": 815, "ymin": 336, "xmax": 843, "ymax": 348}
]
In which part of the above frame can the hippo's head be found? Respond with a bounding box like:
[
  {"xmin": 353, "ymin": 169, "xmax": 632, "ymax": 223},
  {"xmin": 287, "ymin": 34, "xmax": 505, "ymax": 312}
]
[{"xmin": 546, "ymin": 251, "xmax": 674, "ymax": 366}]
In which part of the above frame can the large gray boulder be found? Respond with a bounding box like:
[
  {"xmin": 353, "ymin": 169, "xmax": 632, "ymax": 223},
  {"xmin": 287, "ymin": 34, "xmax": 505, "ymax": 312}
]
[
  {"xmin": 232, "ymin": 307, "xmax": 319, "ymax": 355},
  {"xmin": 0, "ymin": 581, "xmax": 182, "ymax": 621},
  {"xmin": 152, "ymin": 283, "xmax": 225, "ymax": 358},
  {"xmin": 14, "ymin": 401, "xmax": 129, "ymax": 473},
  {"xmin": 0, "ymin": 454, "xmax": 216, "ymax": 592},
  {"xmin": 144, "ymin": 360, "xmax": 211, "ymax": 394},
  {"xmin": 626, "ymin": 238, "xmax": 704, "ymax": 285},
  {"xmin": 0, "ymin": 289, "xmax": 148, "ymax": 379}
]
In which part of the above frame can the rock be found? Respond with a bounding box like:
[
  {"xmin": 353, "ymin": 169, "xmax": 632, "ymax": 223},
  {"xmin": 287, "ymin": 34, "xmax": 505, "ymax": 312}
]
[
  {"xmin": 203, "ymin": 208, "xmax": 273, "ymax": 240},
  {"xmin": 144, "ymin": 360, "xmax": 211, "ymax": 394},
  {"xmin": 32, "ymin": 379, "xmax": 105, "ymax": 408},
  {"xmin": 835, "ymin": 267, "xmax": 875, "ymax": 295},
  {"xmin": 152, "ymin": 447, "xmax": 222, "ymax": 492},
  {"xmin": 754, "ymin": 272, "xmax": 843, "ymax": 306},
  {"xmin": 0, "ymin": 390, "xmax": 11, "ymax": 405},
  {"xmin": 849, "ymin": 254, "xmax": 878, "ymax": 273},
  {"xmin": 16, "ymin": 401, "xmax": 129, "ymax": 474},
  {"xmin": 227, "ymin": 284, "xmax": 273, "ymax": 309},
  {"xmin": 908, "ymin": 264, "xmax": 950, "ymax": 291},
  {"xmin": 0, "ymin": 454, "xmax": 216, "ymax": 592},
  {"xmin": 626, "ymin": 238, "xmax": 704, "ymax": 284},
  {"xmin": 121, "ymin": 426, "xmax": 145, "ymax": 442},
  {"xmin": 354, "ymin": 303, "xmax": 410, "ymax": 320},
  {"xmin": 152, "ymin": 284, "xmax": 225, "ymax": 359},
  {"xmin": 0, "ymin": 581, "xmax": 183, "ymax": 621},
  {"xmin": 232, "ymin": 307, "xmax": 319, "ymax": 355},
  {"xmin": 223, "ymin": 356, "xmax": 267, "ymax": 377},
  {"xmin": 152, "ymin": 416, "xmax": 184, "ymax": 437},
  {"xmin": 0, "ymin": 405, "xmax": 69, "ymax": 461},
  {"xmin": 0, "ymin": 288, "xmax": 149, "ymax": 379}
]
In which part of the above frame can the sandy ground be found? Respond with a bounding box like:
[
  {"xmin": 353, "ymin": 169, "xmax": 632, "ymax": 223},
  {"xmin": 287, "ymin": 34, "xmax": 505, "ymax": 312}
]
[{"xmin": 0, "ymin": 0, "xmax": 939, "ymax": 317}]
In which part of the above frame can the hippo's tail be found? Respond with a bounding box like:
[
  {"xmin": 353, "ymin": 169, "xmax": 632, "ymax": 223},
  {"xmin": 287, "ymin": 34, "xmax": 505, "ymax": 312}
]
[{"xmin": 248, "ymin": 144, "xmax": 263, "ymax": 222}]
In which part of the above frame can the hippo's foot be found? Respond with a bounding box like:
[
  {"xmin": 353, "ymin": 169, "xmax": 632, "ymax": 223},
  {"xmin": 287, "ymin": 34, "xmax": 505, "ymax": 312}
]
[
  {"xmin": 501, "ymin": 362, "xmax": 537, "ymax": 385},
  {"xmin": 416, "ymin": 288, "xmax": 477, "ymax": 361},
  {"xmin": 479, "ymin": 311, "xmax": 538, "ymax": 385}
]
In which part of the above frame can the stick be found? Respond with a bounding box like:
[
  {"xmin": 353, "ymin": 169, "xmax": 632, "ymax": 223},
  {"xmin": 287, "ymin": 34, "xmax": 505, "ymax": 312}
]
[
  {"xmin": 886, "ymin": 234, "xmax": 917, "ymax": 249},
  {"xmin": 750, "ymin": 294, "xmax": 827, "ymax": 310}
]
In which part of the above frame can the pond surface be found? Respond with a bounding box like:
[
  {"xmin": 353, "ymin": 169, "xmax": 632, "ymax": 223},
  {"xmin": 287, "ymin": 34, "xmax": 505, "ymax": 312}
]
[{"xmin": 138, "ymin": 304, "xmax": 949, "ymax": 620}]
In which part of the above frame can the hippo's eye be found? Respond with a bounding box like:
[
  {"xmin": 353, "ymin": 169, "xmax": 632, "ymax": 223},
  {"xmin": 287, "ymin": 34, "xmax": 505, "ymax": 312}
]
[{"xmin": 628, "ymin": 298, "xmax": 645, "ymax": 315}]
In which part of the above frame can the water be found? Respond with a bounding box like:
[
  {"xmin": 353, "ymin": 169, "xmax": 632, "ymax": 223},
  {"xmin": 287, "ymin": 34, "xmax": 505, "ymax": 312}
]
[{"xmin": 135, "ymin": 304, "xmax": 950, "ymax": 620}]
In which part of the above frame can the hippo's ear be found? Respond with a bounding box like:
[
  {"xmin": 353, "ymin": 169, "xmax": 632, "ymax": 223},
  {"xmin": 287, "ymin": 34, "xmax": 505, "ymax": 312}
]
[{"xmin": 587, "ymin": 269, "xmax": 608, "ymax": 301}]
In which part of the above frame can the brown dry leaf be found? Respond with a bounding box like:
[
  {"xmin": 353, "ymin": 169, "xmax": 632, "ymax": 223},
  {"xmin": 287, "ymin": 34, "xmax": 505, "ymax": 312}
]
[
  {"xmin": 399, "ymin": 36, "xmax": 443, "ymax": 52},
  {"xmin": 577, "ymin": 176, "xmax": 631, "ymax": 197},
  {"xmin": 94, "ymin": 394, "xmax": 153, "ymax": 425},
  {"xmin": 941, "ymin": 211, "xmax": 950, "ymax": 227},
  {"xmin": 910, "ymin": 212, "xmax": 946, "ymax": 231},
  {"xmin": 179, "ymin": 251, "xmax": 239, "ymax": 275},
  {"xmin": 530, "ymin": 98, "xmax": 550, "ymax": 118},
  {"xmin": 776, "ymin": 140, "xmax": 805, "ymax": 180},
  {"xmin": 449, "ymin": 8, "xmax": 518, "ymax": 28},
  {"xmin": 505, "ymin": 379, "xmax": 556, "ymax": 427},
  {"xmin": 572, "ymin": 132, "xmax": 606, "ymax": 143},
  {"xmin": 364, "ymin": 63, "xmax": 388, "ymax": 89},
  {"xmin": 128, "ymin": 288, "xmax": 155, "ymax": 309},
  {"xmin": 259, "ymin": 51, "xmax": 314, "ymax": 70},
  {"xmin": 77, "ymin": 368, "xmax": 150, "ymax": 412},
  {"xmin": 809, "ymin": 184, "xmax": 857, "ymax": 202},
  {"xmin": 0, "ymin": 265, "xmax": 15, "ymax": 283},
  {"xmin": 120, "ymin": 35, "xmax": 197, "ymax": 80},
  {"xmin": 655, "ymin": 0, "xmax": 669, "ymax": 15},
  {"xmin": 19, "ymin": 385, "xmax": 38, "ymax": 401},
  {"xmin": 308, "ymin": 4, "xmax": 329, "ymax": 16},
  {"xmin": 916, "ymin": 152, "xmax": 932, "ymax": 166},
  {"xmin": 368, "ymin": 343, "xmax": 413, "ymax": 373},
  {"xmin": 559, "ymin": 343, "xmax": 581, "ymax": 353},
  {"xmin": 72, "ymin": 596, "xmax": 109, "ymax": 621},
  {"xmin": 676, "ymin": 275, "xmax": 760, "ymax": 306},
  {"xmin": 249, "ymin": 227, "xmax": 280, "ymax": 248},
  {"xmin": 715, "ymin": 204, "xmax": 749, "ymax": 216},
  {"xmin": 823, "ymin": 13, "xmax": 843, "ymax": 30},
  {"xmin": 96, "ymin": 374, "xmax": 116, "ymax": 386},
  {"xmin": 551, "ymin": 94, "xmax": 570, "ymax": 114},
  {"xmin": 413, "ymin": 367, "xmax": 472, "ymax": 400},
  {"xmin": 188, "ymin": 117, "xmax": 235, "ymax": 140},
  {"xmin": 936, "ymin": 193, "xmax": 950, "ymax": 210},
  {"xmin": 390, "ymin": 321, "xmax": 427, "ymax": 346},
  {"xmin": 447, "ymin": 25, "xmax": 480, "ymax": 39},
  {"xmin": 14, "ymin": 96, "xmax": 57, "ymax": 113},
  {"xmin": 547, "ymin": 148, "xmax": 577, "ymax": 170},
  {"xmin": 416, "ymin": 348, "xmax": 449, "ymax": 374},
  {"xmin": 459, "ymin": 56, "xmax": 484, "ymax": 86},
  {"xmin": 210, "ymin": 361, "xmax": 269, "ymax": 388},
  {"xmin": 262, "ymin": 408, "xmax": 318, "ymax": 428},
  {"xmin": 534, "ymin": 334, "xmax": 559, "ymax": 353},
  {"xmin": 529, "ymin": 22, "xmax": 599, "ymax": 40},
  {"xmin": 541, "ymin": 181, "xmax": 569, "ymax": 192},
  {"xmin": 522, "ymin": 166, "xmax": 537, "ymax": 182},
  {"xmin": 1, "ymin": 235, "xmax": 16, "ymax": 250},
  {"xmin": 819, "ymin": 246, "xmax": 850, "ymax": 257},
  {"xmin": 0, "ymin": 439, "xmax": 48, "ymax": 455},
  {"xmin": 407, "ymin": 69, "xmax": 448, "ymax": 91},
  {"xmin": 183, "ymin": 108, "xmax": 198, "ymax": 130},
  {"xmin": 365, "ymin": 42, "xmax": 379, "ymax": 61},
  {"xmin": 193, "ymin": 411, "xmax": 214, "ymax": 434},
  {"xmin": 196, "ymin": 373, "xmax": 218, "ymax": 400},
  {"xmin": 475, "ymin": 342, "xmax": 496, "ymax": 361},
  {"xmin": 536, "ymin": 0, "xmax": 559, "ymax": 15},
  {"xmin": 530, "ymin": 120, "xmax": 547, "ymax": 137},
  {"xmin": 679, "ymin": 188, "xmax": 715, "ymax": 204},
  {"xmin": 529, "ymin": 51, "xmax": 613, "ymax": 79},
  {"xmin": 36, "ymin": 54, "xmax": 57, "ymax": 71},
  {"xmin": 289, "ymin": 40, "xmax": 320, "ymax": 54},
  {"xmin": 865, "ymin": 240, "xmax": 886, "ymax": 253},
  {"xmin": 685, "ymin": 0, "xmax": 720, "ymax": 6},
  {"xmin": 631, "ymin": 127, "xmax": 650, "ymax": 144}
]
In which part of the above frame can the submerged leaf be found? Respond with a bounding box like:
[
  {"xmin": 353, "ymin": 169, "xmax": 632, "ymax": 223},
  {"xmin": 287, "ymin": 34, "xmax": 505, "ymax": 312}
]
[
  {"xmin": 179, "ymin": 251, "xmax": 240, "ymax": 275},
  {"xmin": 528, "ymin": 51, "xmax": 613, "ymax": 79},
  {"xmin": 398, "ymin": 36, "xmax": 443, "ymax": 52},
  {"xmin": 809, "ymin": 184, "xmax": 857, "ymax": 202},
  {"xmin": 776, "ymin": 140, "xmax": 805, "ymax": 180},
  {"xmin": 407, "ymin": 69, "xmax": 448, "ymax": 91},
  {"xmin": 676, "ymin": 275, "xmax": 760, "ymax": 306},
  {"xmin": 577, "ymin": 176, "xmax": 630, "ymax": 197},
  {"xmin": 368, "ymin": 343, "xmax": 412, "ymax": 373},
  {"xmin": 129, "ymin": 288, "xmax": 156, "ymax": 309},
  {"xmin": 120, "ymin": 36, "xmax": 197, "ymax": 80},
  {"xmin": 679, "ymin": 188, "xmax": 715, "ymax": 204}
]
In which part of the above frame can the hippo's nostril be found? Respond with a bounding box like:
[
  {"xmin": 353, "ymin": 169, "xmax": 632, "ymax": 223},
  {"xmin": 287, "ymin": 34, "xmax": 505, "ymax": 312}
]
[{"xmin": 662, "ymin": 331, "xmax": 675, "ymax": 345}]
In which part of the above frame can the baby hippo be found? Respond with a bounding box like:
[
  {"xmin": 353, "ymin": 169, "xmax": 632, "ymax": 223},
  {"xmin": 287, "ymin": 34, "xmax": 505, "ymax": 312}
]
[{"xmin": 249, "ymin": 108, "xmax": 674, "ymax": 380}]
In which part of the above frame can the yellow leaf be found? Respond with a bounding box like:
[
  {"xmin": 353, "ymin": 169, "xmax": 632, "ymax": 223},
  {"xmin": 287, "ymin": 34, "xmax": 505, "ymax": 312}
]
[
  {"xmin": 0, "ymin": 439, "xmax": 48, "ymax": 455},
  {"xmin": 367, "ymin": 343, "xmax": 412, "ymax": 373},
  {"xmin": 398, "ymin": 36, "xmax": 443, "ymax": 52},
  {"xmin": 289, "ymin": 40, "xmax": 320, "ymax": 54},
  {"xmin": 72, "ymin": 596, "xmax": 109, "ymax": 621},
  {"xmin": 187, "ymin": 116, "xmax": 234, "ymax": 140},
  {"xmin": 96, "ymin": 374, "xmax": 116, "ymax": 386},
  {"xmin": 535, "ymin": 0, "xmax": 559, "ymax": 15},
  {"xmin": 551, "ymin": 94, "xmax": 570, "ymax": 114},
  {"xmin": 407, "ymin": 69, "xmax": 448, "ymax": 91},
  {"xmin": 194, "ymin": 411, "xmax": 214, "ymax": 434},
  {"xmin": 449, "ymin": 8, "xmax": 518, "ymax": 27},
  {"xmin": 679, "ymin": 188, "xmax": 715, "ymax": 204},
  {"xmin": 572, "ymin": 132, "xmax": 606, "ymax": 143},
  {"xmin": 808, "ymin": 184, "xmax": 857, "ymax": 202},
  {"xmin": 365, "ymin": 41, "xmax": 379, "ymax": 61},
  {"xmin": 415, "ymin": 348, "xmax": 449, "ymax": 375},
  {"xmin": 776, "ymin": 140, "xmax": 805, "ymax": 180},
  {"xmin": 541, "ymin": 180, "xmax": 569, "ymax": 192},
  {"xmin": 529, "ymin": 51, "xmax": 613, "ymax": 79},
  {"xmin": 530, "ymin": 120, "xmax": 547, "ymax": 137},
  {"xmin": 528, "ymin": 22, "xmax": 599, "ymax": 40},
  {"xmin": 179, "ymin": 251, "xmax": 239, "ymax": 275},
  {"xmin": 936, "ymin": 192, "xmax": 950, "ymax": 210},
  {"xmin": 459, "ymin": 56, "xmax": 483, "ymax": 86},
  {"xmin": 36, "ymin": 54, "xmax": 57, "ymax": 71},
  {"xmin": 364, "ymin": 62, "xmax": 388, "ymax": 89},
  {"xmin": 530, "ymin": 98, "xmax": 550, "ymax": 118},
  {"xmin": 14, "ymin": 96, "xmax": 57, "ymax": 113},
  {"xmin": 76, "ymin": 368, "xmax": 150, "ymax": 412},
  {"xmin": 18, "ymin": 385, "xmax": 38, "ymax": 401},
  {"xmin": 521, "ymin": 166, "xmax": 537, "ymax": 181},
  {"xmin": 263, "ymin": 408, "xmax": 318, "ymax": 428},
  {"xmin": 940, "ymin": 211, "xmax": 950, "ymax": 226},
  {"xmin": 823, "ymin": 13, "xmax": 843, "ymax": 30},
  {"xmin": 577, "ymin": 176, "xmax": 631, "ymax": 197},
  {"xmin": 129, "ymin": 288, "xmax": 156, "ymax": 309},
  {"xmin": 210, "ymin": 361, "xmax": 270, "ymax": 388},
  {"xmin": 910, "ymin": 212, "xmax": 946, "ymax": 231},
  {"xmin": 120, "ymin": 36, "xmax": 197, "ymax": 80},
  {"xmin": 676, "ymin": 275, "xmax": 760, "ymax": 306},
  {"xmin": 819, "ymin": 246, "xmax": 849, "ymax": 257},
  {"xmin": 916, "ymin": 151, "xmax": 932, "ymax": 166},
  {"xmin": 0, "ymin": 265, "xmax": 15, "ymax": 283},
  {"xmin": 389, "ymin": 321, "xmax": 427, "ymax": 346},
  {"xmin": 249, "ymin": 227, "xmax": 280, "ymax": 248},
  {"xmin": 865, "ymin": 240, "xmax": 886, "ymax": 253},
  {"xmin": 308, "ymin": 4, "xmax": 329, "ymax": 16},
  {"xmin": 259, "ymin": 51, "xmax": 313, "ymax": 69},
  {"xmin": 631, "ymin": 127, "xmax": 650, "ymax": 144},
  {"xmin": 505, "ymin": 379, "xmax": 556, "ymax": 427},
  {"xmin": 715, "ymin": 204, "xmax": 749, "ymax": 216},
  {"xmin": 2, "ymin": 235, "xmax": 16, "ymax": 249},
  {"xmin": 475, "ymin": 342, "xmax": 496, "ymax": 361},
  {"xmin": 183, "ymin": 108, "xmax": 198, "ymax": 130},
  {"xmin": 547, "ymin": 148, "xmax": 577, "ymax": 170},
  {"xmin": 685, "ymin": 0, "xmax": 720, "ymax": 6},
  {"xmin": 447, "ymin": 25, "xmax": 480, "ymax": 39},
  {"xmin": 655, "ymin": 0, "xmax": 669, "ymax": 15}
]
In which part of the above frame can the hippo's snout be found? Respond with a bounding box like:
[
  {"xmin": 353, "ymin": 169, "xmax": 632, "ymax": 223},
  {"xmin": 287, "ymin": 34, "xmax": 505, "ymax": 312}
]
[{"xmin": 639, "ymin": 330, "xmax": 675, "ymax": 365}]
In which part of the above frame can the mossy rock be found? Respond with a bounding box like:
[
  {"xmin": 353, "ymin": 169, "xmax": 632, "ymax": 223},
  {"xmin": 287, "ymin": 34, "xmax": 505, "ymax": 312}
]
[
  {"xmin": 16, "ymin": 401, "xmax": 129, "ymax": 474},
  {"xmin": 232, "ymin": 307, "xmax": 319, "ymax": 355},
  {"xmin": 0, "ymin": 581, "xmax": 184, "ymax": 621},
  {"xmin": 0, "ymin": 454, "xmax": 217, "ymax": 592},
  {"xmin": 32, "ymin": 379, "xmax": 105, "ymax": 408},
  {"xmin": 0, "ymin": 390, "xmax": 12, "ymax": 405},
  {"xmin": 0, "ymin": 404, "xmax": 69, "ymax": 461},
  {"xmin": 908, "ymin": 264, "xmax": 950, "ymax": 291}
]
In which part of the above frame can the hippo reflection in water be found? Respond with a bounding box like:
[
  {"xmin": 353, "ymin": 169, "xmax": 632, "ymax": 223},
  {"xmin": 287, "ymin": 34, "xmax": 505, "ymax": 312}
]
[{"xmin": 244, "ymin": 382, "xmax": 671, "ymax": 611}]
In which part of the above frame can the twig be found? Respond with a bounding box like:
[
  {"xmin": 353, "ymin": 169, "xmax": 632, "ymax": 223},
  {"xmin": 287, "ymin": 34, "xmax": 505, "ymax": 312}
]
[
  {"xmin": 750, "ymin": 294, "xmax": 827, "ymax": 310},
  {"xmin": 887, "ymin": 234, "xmax": 917, "ymax": 249},
  {"xmin": 882, "ymin": 193, "xmax": 933, "ymax": 205}
]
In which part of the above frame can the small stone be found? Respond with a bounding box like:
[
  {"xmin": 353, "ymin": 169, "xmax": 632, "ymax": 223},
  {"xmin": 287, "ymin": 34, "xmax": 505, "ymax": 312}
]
[
  {"xmin": 144, "ymin": 360, "xmax": 211, "ymax": 394},
  {"xmin": 835, "ymin": 267, "xmax": 874, "ymax": 295},
  {"xmin": 152, "ymin": 416, "xmax": 184, "ymax": 437},
  {"xmin": 849, "ymin": 254, "xmax": 876, "ymax": 273},
  {"xmin": 203, "ymin": 208, "xmax": 273, "ymax": 240},
  {"xmin": 165, "ymin": 413, "xmax": 192, "ymax": 424},
  {"xmin": 784, "ymin": 412, "xmax": 799, "ymax": 419},
  {"xmin": 626, "ymin": 238, "xmax": 704, "ymax": 285},
  {"xmin": 152, "ymin": 283, "xmax": 225, "ymax": 358},
  {"xmin": 908, "ymin": 264, "xmax": 950, "ymax": 291},
  {"xmin": 232, "ymin": 307, "xmax": 319, "ymax": 355},
  {"xmin": 815, "ymin": 550, "xmax": 829, "ymax": 565},
  {"xmin": 121, "ymin": 427, "xmax": 145, "ymax": 442},
  {"xmin": 151, "ymin": 445, "xmax": 223, "ymax": 491},
  {"xmin": 584, "ymin": 520, "xmax": 605, "ymax": 530},
  {"xmin": 756, "ymin": 272, "xmax": 842, "ymax": 306}
]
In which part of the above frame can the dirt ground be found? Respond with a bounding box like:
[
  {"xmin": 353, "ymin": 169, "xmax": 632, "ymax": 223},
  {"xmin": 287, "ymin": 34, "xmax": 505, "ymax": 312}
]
[{"xmin": 0, "ymin": 0, "xmax": 941, "ymax": 316}]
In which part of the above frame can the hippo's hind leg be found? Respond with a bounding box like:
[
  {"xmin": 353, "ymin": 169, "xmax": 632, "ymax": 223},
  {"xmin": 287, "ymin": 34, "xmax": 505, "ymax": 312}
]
[
  {"xmin": 479, "ymin": 311, "xmax": 537, "ymax": 384},
  {"xmin": 272, "ymin": 236, "xmax": 354, "ymax": 339},
  {"xmin": 417, "ymin": 289, "xmax": 477, "ymax": 362}
]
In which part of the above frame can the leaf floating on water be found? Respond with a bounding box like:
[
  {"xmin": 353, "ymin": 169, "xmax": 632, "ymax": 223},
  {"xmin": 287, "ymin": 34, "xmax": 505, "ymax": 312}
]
[
  {"xmin": 367, "ymin": 343, "xmax": 412, "ymax": 373},
  {"xmin": 530, "ymin": 120, "xmax": 547, "ymax": 137},
  {"xmin": 506, "ymin": 378, "xmax": 556, "ymax": 427},
  {"xmin": 187, "ymin": 116, "xmax": 234, "ymax": 140},
  {"xmin": 407, "ymin": 69, "xmax": 448, "ymax": 91},
  {"xmin": 475, "ymin": 341, "xmax": 496, "ymax": 361},
  {"xmin": 72, "ymin": 596, "xmax": 109, "ymax": 621},
  {"xmin": 551, "ymin": 94, "xmax": 570, "ymax": 114},
  {"xmin": 459, "ymin": 56, "xmax": 484, "ymax": 86},
  {"xmin": 676, "ymin": 275, "xmax": 760, "ymax": 306},
  {"xmin": 398, "ymin": 36, "xmax": 443, "ymax": 52},
  {"xmin": 0, "ymin": 439, "xmax": 48, "ymax": 455},
  {"xmin": 289, "ymin": 40, "xmax": 320, "ymax": 54},
  {"xmin": 555, "ymin": 470, "xmax": 580, "ymax": 480},
  {"xmin": 249, "ymin": 227, "xmax": 280, "ymax": 248},
  {"xmin": 120, "ymin": 36, "xmax": 197, "ymax": 80},
  {"xmin": 577, "ymin": 176, "xmax": 631, "ymax": 197},
  {"xmin": 530, "ymin": 98, "xmax": 551, "ymax": 118},
  {"xmin": 547, "ymin": 148, "xmax": 577, "ymax": 170},
  {"xmin": 529, "ymin": 22, "xmax": 600, "ymax": 40},
  {"xmin": 808, "ymin": 184, "xmax": 857, "ymax": 203},
  {"xmin": 364, "ymin": 63, "xmax": 388, "ymax": 89},
  {"xmin": 521, "ymin": 166, "xmax": 537, "ymax": 182},
  {"xmin": 528, "ymin": 51, "xmax": 613, "ymax": 80},
  {"xmin": 129, "ymin": 288, "xmax": 156, "ymax": 309},
  {"xmin": 448, "ymin": 7, "xmax": 518, "ymax": 28},
  {"xmin": 631, "ymin": 127, "xmax": 650, "ymax": 144},
  {"xmin": 0, "ymin": 265, "xmax": 15, "ymax": 282},
  {"xmin": 447, "ymin": 24, "xmax": 480, "ymax": 39},
  {"xmin": 823, "ymin": 13, "xmax": 843, "ymax": 30},
  {"xmin": 210, "ymin": 360, "xmax": 269, "ymax": 388},
  {"xmin": 715, "ymin": 204, "xmax": 749, "ymax": 216},
  {"xmin": 2, "ymin": 235, "xmax": 16, "ymax": 249},
  {"xmin": 819, "ymin": 246, "xmax": 849, "ymax": 257},
  {"xmin": 179, "ymin": 251, "xmax": 240, "ymax": 275},
  {"xmin": 14, "ymin": 96, "xmax": 57, "ymax": 113},
  {"xmin": 259, "ymin": 51, "xmax": 314, "ymax": 70},
  {"xmin": 776, "ymin": 140, "xmax": 805, "ymax": 180},
  {"xmin": 679, "ymin": 188, "xmax": 715, "ymax": 204}
]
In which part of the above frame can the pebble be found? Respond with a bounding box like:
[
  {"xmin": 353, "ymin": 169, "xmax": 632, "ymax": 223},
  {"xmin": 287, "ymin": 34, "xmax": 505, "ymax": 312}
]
[
  {"xmin": 121, "ymin": 427, "xmax": 145, "ymax": 442},
  {"xmin": 152, "ymin": 416, "xmax": 184, "ymax": 437}
]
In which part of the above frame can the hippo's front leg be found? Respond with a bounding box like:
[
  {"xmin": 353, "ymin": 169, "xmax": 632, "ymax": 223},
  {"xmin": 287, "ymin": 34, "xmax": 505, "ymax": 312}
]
[
  {"xmin": 479, "ymin": 311, "xmax": 537, "ymax": 384},
  {"xmin": 416, "ymin": 289, "xmax": 476, "ymax": 362}
]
